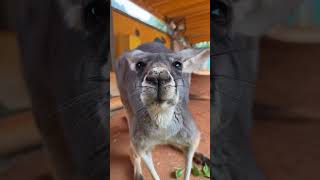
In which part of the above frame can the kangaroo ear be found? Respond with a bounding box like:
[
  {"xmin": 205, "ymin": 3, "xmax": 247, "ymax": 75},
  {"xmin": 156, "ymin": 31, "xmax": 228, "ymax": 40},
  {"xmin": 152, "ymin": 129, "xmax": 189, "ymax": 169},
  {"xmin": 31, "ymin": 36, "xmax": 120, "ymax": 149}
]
[
  {"xmin": 125, "ymin": 50, "xmax": 145, "ymax": 61},
  {"xmin": 176, "ymin": 48, "xmax": 210, "ymax": 73}
]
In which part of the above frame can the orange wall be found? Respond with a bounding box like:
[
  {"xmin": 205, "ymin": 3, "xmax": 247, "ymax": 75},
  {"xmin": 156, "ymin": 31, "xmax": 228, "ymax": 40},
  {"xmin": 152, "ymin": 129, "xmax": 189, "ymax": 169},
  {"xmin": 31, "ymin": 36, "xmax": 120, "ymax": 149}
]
[{"xmin": 112, "ymin": 9, "xmax": 170, "ymax": 56}]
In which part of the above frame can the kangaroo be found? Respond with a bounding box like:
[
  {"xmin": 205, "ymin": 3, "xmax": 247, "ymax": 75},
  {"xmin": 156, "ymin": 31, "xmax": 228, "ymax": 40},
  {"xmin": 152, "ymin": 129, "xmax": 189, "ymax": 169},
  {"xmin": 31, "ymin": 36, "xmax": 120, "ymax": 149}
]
[
  {"xmin": 16, "ymin": 0, "xmax": 109, "ymax": 179},
  {"xmin": 115, "ymin": 42, "xmax": 210, "ymax": 180}
]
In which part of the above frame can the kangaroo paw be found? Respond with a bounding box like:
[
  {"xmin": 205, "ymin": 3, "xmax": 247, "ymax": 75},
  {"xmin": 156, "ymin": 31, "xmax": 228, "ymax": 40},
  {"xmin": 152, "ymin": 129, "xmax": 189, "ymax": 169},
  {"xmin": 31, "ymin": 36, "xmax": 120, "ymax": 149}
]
[
  {"xmin": 193, "ymin": 152, "xmax": 211, "ymax": 166},
  {"xmin": 134, "ymin": 172, "xmax": 144, "ymax": 180}
]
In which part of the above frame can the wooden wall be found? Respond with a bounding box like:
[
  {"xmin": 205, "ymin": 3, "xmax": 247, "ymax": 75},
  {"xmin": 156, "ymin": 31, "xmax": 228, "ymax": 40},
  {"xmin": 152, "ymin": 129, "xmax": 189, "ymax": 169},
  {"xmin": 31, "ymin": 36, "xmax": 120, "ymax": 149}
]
[{"xmin": 112, "ymin": 9, "xmax": 171, "ymax": 58}]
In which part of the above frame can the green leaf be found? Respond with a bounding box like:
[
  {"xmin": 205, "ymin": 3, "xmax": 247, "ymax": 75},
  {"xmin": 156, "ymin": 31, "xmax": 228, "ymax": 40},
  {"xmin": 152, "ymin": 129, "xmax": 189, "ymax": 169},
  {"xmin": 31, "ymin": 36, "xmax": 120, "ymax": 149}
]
[
  {"xmin": 203, "ymin": 164, "xmax": 210, "ymax": 177},
  {"xmin": 175, "ymin": 168, "xmax": 183, "ymax": 179},
  {"xmin": 191, "ymin": 165, "xmax": 202, "ymax": 177}
]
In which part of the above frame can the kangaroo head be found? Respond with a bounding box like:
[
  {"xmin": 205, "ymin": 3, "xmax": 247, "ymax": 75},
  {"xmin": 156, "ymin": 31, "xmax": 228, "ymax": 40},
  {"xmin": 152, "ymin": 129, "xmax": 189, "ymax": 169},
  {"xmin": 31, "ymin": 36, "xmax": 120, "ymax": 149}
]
[
  {"xmin": 57, "ymin": 0, "xmax": 108, "ymax": 31},
  {"xmin": 116, "ymin": 43, "xmax": 209, "ymax": 121}
]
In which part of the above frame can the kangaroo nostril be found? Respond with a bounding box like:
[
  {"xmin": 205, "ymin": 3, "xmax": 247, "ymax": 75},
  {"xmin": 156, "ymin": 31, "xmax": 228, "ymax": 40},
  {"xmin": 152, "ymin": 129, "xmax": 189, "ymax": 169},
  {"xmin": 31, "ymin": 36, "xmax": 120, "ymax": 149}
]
[
  {"xmin": 145, "ymin": 75, "xmax": 158, "ymax": 85},
  {"xmin": 159, "ymin": 71, "xmax": 171, "ymax": 83},
  {"xmin": 145, "ymin": 69, "xmax": 172, "ymax": 86}
]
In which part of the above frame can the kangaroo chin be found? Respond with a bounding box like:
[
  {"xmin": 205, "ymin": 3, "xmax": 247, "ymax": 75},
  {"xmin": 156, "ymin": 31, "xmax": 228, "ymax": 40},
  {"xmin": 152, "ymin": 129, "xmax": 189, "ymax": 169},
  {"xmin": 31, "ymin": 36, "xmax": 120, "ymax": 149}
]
[{"xmin": 147, "ymin": 104, "xmax": 176, "ymax": 128}]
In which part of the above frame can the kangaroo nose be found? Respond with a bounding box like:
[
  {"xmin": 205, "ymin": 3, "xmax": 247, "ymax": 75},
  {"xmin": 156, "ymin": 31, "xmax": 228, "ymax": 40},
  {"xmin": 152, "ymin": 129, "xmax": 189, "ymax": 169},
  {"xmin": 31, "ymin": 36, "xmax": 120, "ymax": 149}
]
[
  {"xmin": 145, "ymin": 75, "xmax": 158, "ymax": 85},
  {"xmin": 145, "ymin": 68, "xmax": 171, "ymax": 86},
  {"xmin": 158, "ymin": 71, "xmax": 171, "ymax": 84}
]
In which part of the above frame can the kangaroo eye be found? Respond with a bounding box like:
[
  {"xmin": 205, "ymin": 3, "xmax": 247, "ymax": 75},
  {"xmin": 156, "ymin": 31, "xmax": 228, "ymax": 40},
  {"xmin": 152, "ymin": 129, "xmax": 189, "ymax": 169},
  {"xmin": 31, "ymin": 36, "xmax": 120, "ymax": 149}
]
[
  {"xmin": 84, "ymin": 1, "xmax": 108, "ymax": 30},
  {"xmin": 172, "ymin": 61, "xmax": 182, "ymax": 70},
  {"xmin": 136, "ymin": 61, "xmax": 146, "ymax": 71}
]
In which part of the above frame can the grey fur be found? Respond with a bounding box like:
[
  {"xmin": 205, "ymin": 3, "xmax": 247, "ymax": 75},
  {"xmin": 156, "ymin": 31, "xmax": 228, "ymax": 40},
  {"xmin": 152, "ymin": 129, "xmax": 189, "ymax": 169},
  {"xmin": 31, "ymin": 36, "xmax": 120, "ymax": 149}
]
[
  {"xmin": 16, "ymin": 0, "xmax": 109, "ymax": 179},
  {"xmin": 115, "ymin": 42, "xmax": 209, "ymax": 180}
]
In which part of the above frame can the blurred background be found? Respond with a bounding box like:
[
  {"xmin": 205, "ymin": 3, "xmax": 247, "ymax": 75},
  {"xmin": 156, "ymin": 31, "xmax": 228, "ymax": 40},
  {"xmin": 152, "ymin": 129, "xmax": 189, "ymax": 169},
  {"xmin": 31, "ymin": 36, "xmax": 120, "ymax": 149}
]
[
  {"xmin": 109, "ymin": 0, "xmax": 210, "ymax": 179},
  {"xmin": 0, "ymin": 2, "xmax": 31, "ymax": 118},
  {"xmin": 0, "ymin": 0, "xmax": 320, "ymax": 179},
  {"xmin": 0, "ymin": 1, "xmax": 48, "ymax": 180},
  {"xmin": 251, "ymin": 0, "xmax": 320, "ymax": 180},
  {"xmin": 0, "ymin": 0, "xmax": 210, "ymax": 180}
]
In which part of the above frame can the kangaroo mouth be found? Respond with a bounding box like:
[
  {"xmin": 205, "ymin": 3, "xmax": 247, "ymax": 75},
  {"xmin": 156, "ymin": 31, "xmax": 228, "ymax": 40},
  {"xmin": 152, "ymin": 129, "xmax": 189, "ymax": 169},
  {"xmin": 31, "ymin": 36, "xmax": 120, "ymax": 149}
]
[
  {"xmin": 155, "ymin": 96, "xmax": 167, "ymax": 104},
  {"xmin": 140, "ymin": 84, "xmax": 178, "ymax": 106},
  {"xmin": 156, "ymin": 88, "xmax": 168, "ymax": 102}
]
